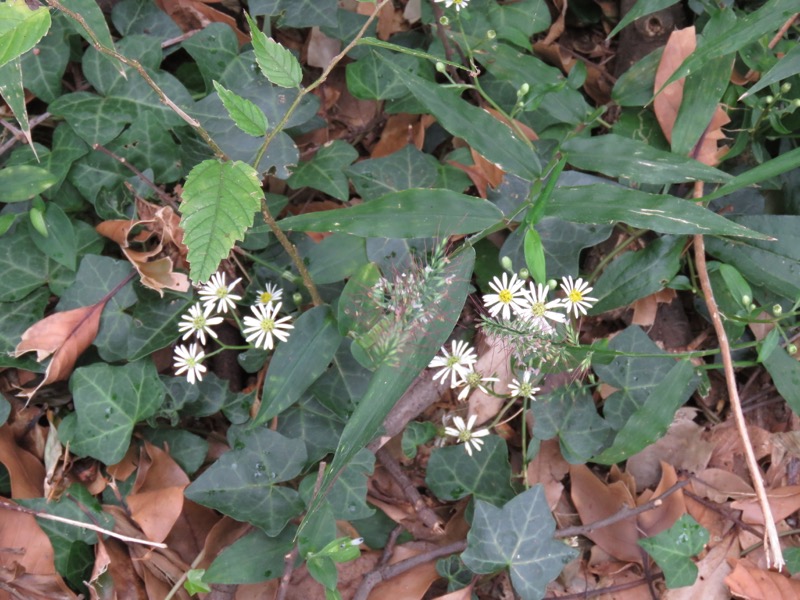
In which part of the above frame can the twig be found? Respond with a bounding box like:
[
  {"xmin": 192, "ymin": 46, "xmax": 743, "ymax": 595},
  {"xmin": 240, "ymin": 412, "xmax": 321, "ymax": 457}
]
[
  {"xmin": 164, "ymin": 548, "xmax": 205, "ymax": 600},
  {"xmin": 692, "ymin": 181, "xmax": 784, "ymax": 569},
  {"xmin": 275, "ymin": 461, "xmax": 326, "ymax": 600},
  {"xmin": 0, "ymin": 498, "xmax": 166, "ymax": 548},
  {"xmin": 0, "ymin": 113, "xmax": 51, "ymax": 155},
  {"xmin": 682, "ymin": 489, "xmax": 762, "ymax": 537},
  {"xmin": 93, "ymin": 143, "xmax": 177, "ymax": 208},
  {"xmin": 375, "ymin": 447, "xmax": 444, "ymax": 533},
  {"xmin": 352, "ymin": 540, "xmax": 467, "ymax": 600},
  {"xmin": 543, "ymin": 573, "xmax": 664, "ymax": 599},
  {"xmin": 554, "ymin": 479, "xmax": 690, "ymax": 538},
  {"xmin": 44, "ymin": 0, "xmax": 226, "ymax": 159}
]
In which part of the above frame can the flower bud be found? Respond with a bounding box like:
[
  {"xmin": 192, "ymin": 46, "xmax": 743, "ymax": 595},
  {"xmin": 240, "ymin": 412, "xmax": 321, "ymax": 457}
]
[
  {"xmin": 741, "ymin": 295, "xmax": 751, "ymax": 307},
  {"xmin": 486, "ymin": 29, "xmax": 497, "ymax": 39},
  {"xmin": 517, "ymin": 83, "xmax": 530, "ymax": 97},
  {"xmin": 519, "ymin": 268, "xmax": 530, "ymax": 279},
  {"xmin": 781, "ymin": 82, "xmax": 792, "ymax": 94},
  {"xmin": 500, "ymin": 255, "xmax": 513, "ymax": 272},
  {"xmin": 773, "ymin": 303, "xmax": 783, "ymax": 316},
  {"xmin": 765, "ymin": 95, "xmax": 775, "ymax": 105},
  {"xmin": 292, "ymin": 292, "xmax": 303, "ymax": 306},
  {"xmin": 439, "ymin": 15, "xmax": 449, "ymax": 26},
  {"xmin": 435, "ymin": 61, "xmax": 446, "ymax": 73},
  {"xmin": 789, "ymin": 344, "xmax": 798, "ymax": 355},
  {"xmin": 547, "ymin": 279, "xmax": 557, "ymax": 290}
]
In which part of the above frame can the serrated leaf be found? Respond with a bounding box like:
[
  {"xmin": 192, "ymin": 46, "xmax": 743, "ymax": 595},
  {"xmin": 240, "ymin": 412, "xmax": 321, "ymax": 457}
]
[
  {"xmin": 181, "ymin": 159, "xmax": 265, "ymax": 281},
  {"xmin": 253, "ymin": 305, "xmax": 343, "ymax": 424},
  {"xmin": 462, "ymin": 485, "xmax": 578, "ymax": 600},
  {"xmin": 245, "ymin": 12, "xmax": 302, "ymax": 88},
  {"xmin": 66, "ymin": 360, "xmax": 166, "ymax": 463},
  {"xmin": 279, "ymin": 188, "xmax": 503, "ymax": 238},
  {"xmin": 212, "ymin": 80, "xmax": 269, "ymax": 137},
  {"xmin": 426, "ymin": 436, "xmax": 514, "ymax": 504},
  {"xmin": 184, "ymin": 428, "xmax": 307, "ymax": 535},
  {"xmin": 288, "ymin": 140, "xmax": 357, "ymax": 201},
  {"xmin": 638, "ymin": 514, "xmax": 708, "ymax": 588},
  {"xmin": 0, "ymin": 0, "xmax": 51, "ymax": 69}
]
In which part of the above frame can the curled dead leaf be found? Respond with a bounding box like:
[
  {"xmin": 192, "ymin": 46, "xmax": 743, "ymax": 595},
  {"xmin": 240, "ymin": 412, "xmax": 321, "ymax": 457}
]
[{"xmin": 13, "ymin": 301, "xmax": 108, "ymax": 400}]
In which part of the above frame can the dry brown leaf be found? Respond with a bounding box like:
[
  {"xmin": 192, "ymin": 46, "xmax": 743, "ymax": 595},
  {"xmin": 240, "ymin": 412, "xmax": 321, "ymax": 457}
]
[
  {"xmin": 526, "ymin": 438, "xmax": 569, "ymax": 510},
  {"xmin": 433, "ymin": 583, "xmax": 475, "ymax": 600},
  {"xmin": 569, "ymin": 464, "xmax": 642, "ymax": 563},
  {"xmin": 156, "ymin": 0, "xmax": 248, "ymax": 45},
  {"xmin": 732, "ymin": 485, "xmax": 800, "ymax": 525},
  {"xmin": 90, "ymin": 537, "xmax": 149, "ymax": 599},
  {"xmin": 631, "ymin": 288, "xmax": 677, "ymax": 327},
  {"xmin": 636, "ymin": 462, "xmax": 685, "ymax": 537},
  {"xmin": 0, "ymin": 563, "xmax": 77, "ymax": 600},
  {"xmin": 0, "ymin": 426, "xmax": 45, "ymax": 498},
  {"xmin": 0, "ymin": 501, "xmax": 58, "ymax": 577},
  {"xmin": 653, "ymin": 26, "xmax": 730, "ymax": 166},
  {"xmin": 691, "ymin": 468, "xmax": 753, "ymax": 503},
  {"xmin": 725, "ymin": 557, "xmax": 800, "ymax": 598},
  {"xmin": 371, "ymin": 113, "xmax": 432, "ymax": 158},
  {"xmin": 367, "ymin": 542, "xmax": 440, "ymax": 600},
  {"xmin": 306, "ymin": 26, "xmax": 341, "ymax": 69},
  {"xmin": 13, "ymin": 301, "xmax": 108, "ymax": 400}
]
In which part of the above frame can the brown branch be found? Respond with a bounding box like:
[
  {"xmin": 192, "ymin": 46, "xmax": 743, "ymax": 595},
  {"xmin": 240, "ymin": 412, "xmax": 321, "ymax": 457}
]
[
  {"xmin": 692, "ymin": 181, "xmax": 784, "ymax": 569},
  {"xmin": 375, "ymin": 447, "xmax": 444, "ymax": 533},
  {"xmin": 93, "ymin": 143, "xmax": 177, "ymax": 209},
  {"xmin": 543, "ymin": 573, "xmax": 664, "ymax": 599}
]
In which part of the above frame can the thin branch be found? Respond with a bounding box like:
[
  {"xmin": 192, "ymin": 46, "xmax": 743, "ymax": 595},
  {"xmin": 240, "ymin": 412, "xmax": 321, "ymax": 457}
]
[
  {"xmin": 692, "ymin": 181, "xmax": 784, "ymax": 570},
  {"xmin": 375, "ymin": 447, "xmax": 444, "ymax": 533},
  {"xmin": 0, "ymin": 498, "xmax": 166, "ymax": 549},
  {"xmin": 554, "ymin": 479, "xmax": 690, "ymax": 538},
  {"xmin": 44, "ymin": 0, "xmax": 226, "ymax": 159},
  {"xmin": 93, "ymin": 143, "xmax": 177, "ymax": 208},
  {"xmin": 543, "ymin": 573, "xmax": 664, "ymax": 600},
  {"xmin": 164, "ymin": 548, "xmax": 206, "ymax": 600}
]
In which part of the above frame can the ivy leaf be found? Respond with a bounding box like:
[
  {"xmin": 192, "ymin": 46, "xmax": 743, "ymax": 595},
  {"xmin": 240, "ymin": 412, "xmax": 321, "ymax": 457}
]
[
  {"xmin": 212, "ymin": 80, "xmax": 269, "ymax": 137},
  {"xmin": 180, "ymin": 159, "xmax": 264, "ymax": 282},
  {"xmin": 287, "ymin": 140, "xmax": 358, "ymax": 201},
  {"xmin": 638, "ymin": 514, "xmax": 708, "ymax": 588},
  {"xmin": 462, "ymin": 485, "xmax": 578, "ymax": 600},
  {"xmin": 244, "ymin": 12, "xmax": 302, "ymax": 89}
]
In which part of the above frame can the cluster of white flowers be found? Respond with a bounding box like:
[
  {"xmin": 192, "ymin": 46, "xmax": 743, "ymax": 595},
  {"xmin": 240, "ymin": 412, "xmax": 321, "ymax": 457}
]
[
  {"xmin": 428, "ymin": 273, "xmax": 597, "ymax": 456},
  {"xmin": 435, "ymin": 0, "xmax": 470, "ymax": 11},
  {"xmin": 173, "ymin": 272, "xmax": 293, "ymax": 384}
]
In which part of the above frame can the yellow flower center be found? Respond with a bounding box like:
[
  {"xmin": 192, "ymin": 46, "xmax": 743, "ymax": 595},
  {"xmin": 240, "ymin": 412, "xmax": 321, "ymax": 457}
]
[
  {"xmin": 569, "ymin": 290, "xmax": 583, "ymax": 303},
  {"xmin": 260, "ymin": 292, "xmax": 273, "ymax": 303},
  {"xmin": 499, "ymin": 289, "xmax": 513, "ymax": 304},
  {"xmin": 530, "ymin": 302, "xmax": 545, "ymax": 317},
  {"xmin": 192, "ymin": 315, "xmax": 206, "ymax": 329},
  {"xmin": 260, "ymin": 319, "xmax": 275, "ymax": 333},
  {"xmin": 216, "ymin": 288, "xmax": 228, "ymax": 298}
]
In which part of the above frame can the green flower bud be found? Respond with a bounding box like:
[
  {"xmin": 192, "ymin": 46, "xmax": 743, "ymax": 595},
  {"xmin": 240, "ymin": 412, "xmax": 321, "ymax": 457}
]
[
  {"xmin": 486, "ymin": 29, "xmax": 497, "ymax": 39},
  {"xmin": 766, "ymin": 95, "xmax": 775, "ymax": 104},
  {"xmin": 547, "ymin": 279, "xmax": 557, "ymax": 290},
  {"xmin": 749, "ymin": 303, "xmax": 757, "ymax": 312},
  {"xmin": 500, "ymin": 255, "xmax": 513, "ymax": 272},
  {"xmin": 435, "ymin": 61, "xmax": 446, "ymax": 73},
  {"xmin": 741, "ymin": 295, "xmax": 751, "ymax": 307},
  {"xmin": 793, "ymin": 98, "xmax": 800, "ymax": 108},
  {"xmin": 439, "ymin": 15, "xmax": 449, "ymax": 26},
  {"xmin": 789, "ymin": 344, "xmax": 798, "ymax": 355},
  {"xmin": 773, "ymin": 303, "xmax": 783, "ymax": 316},
  {"xmin": 292, "ymin": 292, "xmax": 303, "ymax": 306},
  {"xmin": 519, "ymin": 268, "xmax": 530, "ymax": 279},
  {"xmin": 518, "ymin": 83, "xmax": 530, "ymax": 97},
  {"xmin": 781, "ymin": 82, "xmax": 792, "ymax": 94}
]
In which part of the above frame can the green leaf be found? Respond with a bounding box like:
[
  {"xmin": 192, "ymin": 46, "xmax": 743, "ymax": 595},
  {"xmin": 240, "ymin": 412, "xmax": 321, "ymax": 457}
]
[
  {"xmin": 277, "ymin": 395, "xmax": 345, "ymax": 464},
  {"xmin": 142, "ymin": 428, "xmax": 209, "ymax": 475},
  {"xmin": 0, "ymin": 165, "xmax": 58, "ymax": 202},
  {"xmin": 704, "ymin": 216, "xmax": 800, "ymax": 300},
  {"xmin": 487, "ymin": 0, "xmax": 550, "ymax": 45},
  {"xmin": 0, "ymin": 57, "xmax": 31, "ymax": 149},
  {"xmin": 245, "ymin": 12, "xmax": 302, "ymax": 88},
  {"xmin": 47, "ymin": 92, "xmax": 127, "ymax": 146},
  {"xmin": 703, "ymin": 146, "xmax": 800, "ymax": 203},
  {"xmin": 19, "ymin": 14, "xmax": 69, "ymax": 103},
  {"xmin": 0, "ymin": 286, "xmax": 48, "ymax": 367},
  {"xmin": 671, "ymin": 54, "xmax": 733, "ymax": 157},
  {"xmin": 402, "ymin": 421, "xmax": 438, "ymax": 459},
  {"xmin": 307, "ymin": 555, "xmax": 338, "ymax": 590},
  {"xmin": 0, "ymin": 225, "xmax": 49, "ymax": 302},
  {"xmin": 523, "ymin": 227, "xmax": 546, "ymax": 285},
  {"xmin": 277, "ymin": 0, "xmax": 338, "ymax": 29},
  {"xmin": 426, "ymin": 436, "xmax": 514, "ymax": 505},
  {"xmin": 562, "ymin": 134, "xmax": 731, "ymax": 185},
  {"xmin": 608, "ymin": 0, "xmax": 680, "ymax": 39},
  {"xmin": 785, "ymin": 547, "xmax": 800, "ymax": 575},
  {"xmin": 253, "ymin": 305, "xmax": 343, "ymax": 424},
  {"xmin": 548, "ymin": 185, "xmax": 769, "ymax": 239},
  {"xmin": 184, "ymin": 570, "xmax": 211, "ymax": 595},
  {"xmin": 0, "ymin": 0, "xmax": 51, "ymax": 69},
  {"xmin": 66, "ymin": 360, "xmax": 166, "ymax": 464},
  {"xmin": 111, "ymin": 0, "xmax": 182, "ymax": 39},
  {"xmin": 377, "ymin": 53, "xmax": 541, "ymax": 180},
  {"xmin": 300, "ymin": 248, "xmax": 475, "ymax": 536},
  {"xmin": 287, "ymin": 140, "xmax": 358, "ymax": 201},
  {"xmin": 61, "ymin": 0, "xmax": 115, "ymax": 51},
  {"xmin": 126, "ymin": 291, "xmax": 193, "ymax": 361},
  {"xmin": 280, "ymin": 189, "xmax": 504, "ymax": 238},
  {"xmin": 593, "ymin": 360, "xmax": 699, "ymax": 464},
  {"xmin": 346, "ymin": 50, "xmax": 419, "ymax": 101},
  {"xmin": 591, "ymin": 236, "xmax": 684, "ymax": 314},
  {"xmin": 763, "ymin": 346, "xmax": 800, "ymax": 417},
  {"xmin": 181, "ymin": 22, "xmax": 239, "ymax": 88},
  {"xmin": 184, "ymin": 428, "xmax": 307, "ymax": 535},
  {"xmin": 612, "ymin": 48, "xmax": 662, "ymax": 107},
  {"xmin": 181, "ymin": 159, "xmax": 265, "ymax": 282},
  {"xmin": 533, "ymin": 385, "xmax": 612, "ymax": 464},
  {"xmin": 741, "ymin": 43, "xmax": 800, "ymax": 99},
  {"xmin": 638, "ymin": 515, "xmax": 709, "ymax": 588},
  {"xmin": 305, "ymin": 233, "xmax": 369, "ymax": 285},
  {"xmin": 462, "ymin": 485, "xmax": 578, "ymax": 600},
  {"xmin": 345, "ymin": 145, "xmax": 439, "ymax": 200},
  {"xmin": 212, "ymin": 80, "xmax": 269, "ymax": 137},
  {"xmin": 205, "ymin": 527, "xmax": 294, "ymax": 583},
  {"xmin": 320, "ymin": 448, "xmax": 374, "ymax": 520},
  {"xmin": 658, "ymin": 0, "xmax": 797, "ymax": 92},
  {"xmin": 29, "ymin": 203, "xmax": 76, "ymax": 270}
]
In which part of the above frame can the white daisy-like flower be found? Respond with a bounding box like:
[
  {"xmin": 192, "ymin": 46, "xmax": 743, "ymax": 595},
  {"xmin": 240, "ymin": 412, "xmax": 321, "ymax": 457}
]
[
  {"xmin": 429, "ymin": 340, "xmax": 478, "ymax": 388},
  {"xmin": 560, "ymin": 276, "xmax": 598, "ymax": 318},
  {"xmin": 508, "ymin": 370, "xmax": 540, "ymax": 400},
  {"xmin": 483, "ymin": 272, "xmax": 527, "ymax": 320},
  {"xmin": 444, "ymin": 415, "xmax": 491, "ymax": 456},
  {"xmin": 173, "ymin": 343, "xmax": 207, "ymax": 385},
  {"xmin": 435, "ymin": 0, "xmax": 470, "ymax": 11},
  {"xmin": 178, "ymin": 303, "xmax": 223, "ymax": 345},
  {"xmin": 256, "ymin": 282, "xmax": 283, "ymax": 306},
  {"xmin": 519, "ymin": 282, "xmax": 566, "ymax": 330},
  {"xmin": 198, "ymin": 271, "xmax": 242, "ymax": 313},
  {"xmin": 454, "ymin": 368, "xmax": 500, "ymax": 401},
  {"xmin": 242, "ymin": 302, "xmax": 294, "ymax": 350}
]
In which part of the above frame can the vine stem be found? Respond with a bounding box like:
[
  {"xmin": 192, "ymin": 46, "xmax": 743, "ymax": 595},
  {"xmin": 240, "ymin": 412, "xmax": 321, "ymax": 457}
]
[
  {"xmin": 251, "ymin": 0, "xmax": 392, "ymax": 307},
  {"xmin": 44, "ymin": 0, "xmax": 227, "ymax": 159},
  {"xmin": 692, "ymin": 180, "xmax": 784, "ymax": 570},
  {"xmin": 0, "ymin": 498, "xmax": 166, "ymax": 548}
]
